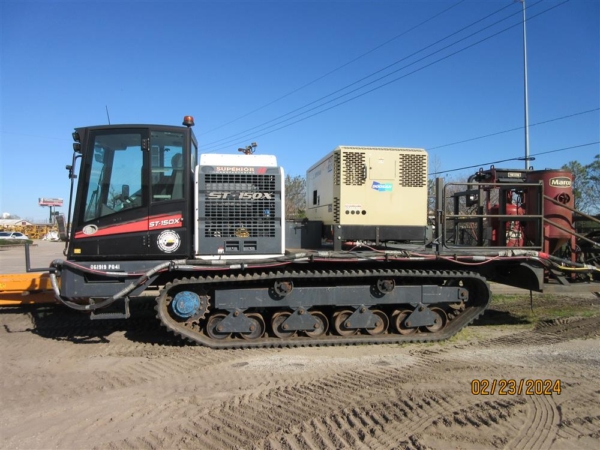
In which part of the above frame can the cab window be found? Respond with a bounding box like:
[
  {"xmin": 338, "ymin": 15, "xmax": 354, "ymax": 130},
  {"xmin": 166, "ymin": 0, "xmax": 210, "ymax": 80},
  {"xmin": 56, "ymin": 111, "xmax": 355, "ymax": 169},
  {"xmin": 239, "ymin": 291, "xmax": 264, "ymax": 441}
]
[
  {"xmin": 83, "ymin": 131, "xmax": 146, "ymax": 222},
  {"xmin": 150, "ymin": 131, "xmax": 185, "ymax": 202}
]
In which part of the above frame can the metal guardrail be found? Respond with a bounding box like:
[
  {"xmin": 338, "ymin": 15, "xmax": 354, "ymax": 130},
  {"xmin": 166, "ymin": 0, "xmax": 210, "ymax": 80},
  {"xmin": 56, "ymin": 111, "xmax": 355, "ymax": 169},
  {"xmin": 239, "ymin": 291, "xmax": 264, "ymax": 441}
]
[
  {"xmin": 433, "ymin": 179, "xmax": 600, "ymax": 251},
  {"xmin": 438, "ymin": 181, "xmax": 544, "ymax": 250}
]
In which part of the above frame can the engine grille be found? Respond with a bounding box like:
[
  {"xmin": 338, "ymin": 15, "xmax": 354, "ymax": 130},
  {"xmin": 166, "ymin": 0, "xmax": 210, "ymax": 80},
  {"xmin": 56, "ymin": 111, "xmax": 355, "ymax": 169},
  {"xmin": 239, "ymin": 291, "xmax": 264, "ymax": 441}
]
[
  {"xmin": 203, "ymin": 174, "xmax": 277, "ymax": 238},
  {"xmin": 398, "ymin": 154, "xmax": 427, "ymax": 187}
]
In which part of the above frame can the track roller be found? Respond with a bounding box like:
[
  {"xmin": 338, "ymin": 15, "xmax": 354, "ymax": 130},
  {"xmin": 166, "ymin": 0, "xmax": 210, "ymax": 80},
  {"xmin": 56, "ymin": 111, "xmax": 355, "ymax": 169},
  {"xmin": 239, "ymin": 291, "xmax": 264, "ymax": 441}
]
[
  {"xmin": 206, "ymin": 314, "xmax": 231, "ymax": 340},
  {"xmin": 333, "ymin": 310, "xmax": 358, "ymax": 336},
  {"xmin": 271, "ymin": 311, "xmax": 295, "ymax": 338},
  {"xmin": 392, "ymin": 309, "xmax": 417, "ymax": 335},
  {"xmin": 366, "ymin": 310, "xmax": 389, "ymax": 336},
  {"xmin": 240, "ymin": 313, "xmax": 265, "ymax": 340},
  {"xmin": 422, "ymin": 308, "xmax": 447, "ymax": 333},
  {"xmin": 305, "ymin": 311, "xmax": 328, "ymax": 338}
]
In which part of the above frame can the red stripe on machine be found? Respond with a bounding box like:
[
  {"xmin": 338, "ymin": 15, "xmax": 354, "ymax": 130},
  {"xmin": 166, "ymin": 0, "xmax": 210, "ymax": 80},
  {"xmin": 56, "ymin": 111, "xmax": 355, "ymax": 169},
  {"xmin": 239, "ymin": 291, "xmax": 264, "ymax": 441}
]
[{"xmin": 74, "ymin": 213, "xmax": 183, "ymax": 239}]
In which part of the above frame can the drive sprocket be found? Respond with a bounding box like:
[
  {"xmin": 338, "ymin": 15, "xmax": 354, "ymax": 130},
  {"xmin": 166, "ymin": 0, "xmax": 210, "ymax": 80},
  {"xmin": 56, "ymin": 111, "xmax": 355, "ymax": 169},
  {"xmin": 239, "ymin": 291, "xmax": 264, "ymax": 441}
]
[{"xmin": 163, "ymin": 279, "xmax": 210, "ymax": 329}]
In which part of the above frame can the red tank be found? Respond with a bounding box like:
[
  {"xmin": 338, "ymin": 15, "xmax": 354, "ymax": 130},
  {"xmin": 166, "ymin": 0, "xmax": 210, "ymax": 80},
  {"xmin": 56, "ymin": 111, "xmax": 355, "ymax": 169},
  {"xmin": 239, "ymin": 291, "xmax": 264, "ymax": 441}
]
[
  {"xmin": 490, "ymin": 201, "xmax": 525, "ymax": 247},
  {"xmin": 525, "ymin": 170, "xmax": 574, "ymax": 254}
]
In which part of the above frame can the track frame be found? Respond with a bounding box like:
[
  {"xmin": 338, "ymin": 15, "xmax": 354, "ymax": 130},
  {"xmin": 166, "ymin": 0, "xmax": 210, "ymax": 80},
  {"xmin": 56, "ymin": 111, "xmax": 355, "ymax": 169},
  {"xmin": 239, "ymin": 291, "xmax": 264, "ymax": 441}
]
[{"xmin": 156, "ymin": 268, "xmax": 491, "ymax": 349}]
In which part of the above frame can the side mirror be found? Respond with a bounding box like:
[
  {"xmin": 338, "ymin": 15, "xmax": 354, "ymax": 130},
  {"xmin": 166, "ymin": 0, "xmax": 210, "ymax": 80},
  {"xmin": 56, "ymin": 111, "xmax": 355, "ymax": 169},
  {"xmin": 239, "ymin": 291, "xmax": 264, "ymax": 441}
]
[{"xmin": 122, "ymin": 184, "xmax": 130, "ymax": 198}]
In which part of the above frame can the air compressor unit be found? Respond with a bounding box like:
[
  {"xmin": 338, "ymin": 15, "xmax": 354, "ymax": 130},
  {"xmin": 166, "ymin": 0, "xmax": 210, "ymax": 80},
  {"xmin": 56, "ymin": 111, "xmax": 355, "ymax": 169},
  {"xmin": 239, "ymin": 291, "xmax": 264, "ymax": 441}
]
[{"xmin": 306, "ymin": 146, "xmax": 428, "ymax": 248}]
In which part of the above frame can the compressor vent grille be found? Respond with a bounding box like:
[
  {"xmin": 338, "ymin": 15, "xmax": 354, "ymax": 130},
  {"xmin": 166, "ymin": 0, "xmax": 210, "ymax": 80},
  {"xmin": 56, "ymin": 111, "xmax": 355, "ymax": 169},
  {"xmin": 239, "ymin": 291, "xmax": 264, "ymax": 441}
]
[
  {"xmin": 203, "ymin": 174, "xmax": 277, "ymax": 238},
  {"xmin": 343, "ymin": 152, "xmax": 366, "ymax": 186},
  {"xmin": 334, "ymin": 197, "xmax": 340, "ymax": 222},
  {"xmin": 334, "ymin": 152, "xmax": 341, "ymax": 186},
  {"xmin": 398, "ymin": 154, "xmax": 427, "ymax": 187}
]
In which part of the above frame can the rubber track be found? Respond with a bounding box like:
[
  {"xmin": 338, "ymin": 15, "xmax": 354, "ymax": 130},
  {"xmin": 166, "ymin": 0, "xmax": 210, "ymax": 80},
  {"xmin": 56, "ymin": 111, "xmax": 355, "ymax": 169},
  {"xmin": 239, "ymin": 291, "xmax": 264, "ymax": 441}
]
[{"xmin": 156, "ymin": 269, "xmax": 491, "ymax": 349}]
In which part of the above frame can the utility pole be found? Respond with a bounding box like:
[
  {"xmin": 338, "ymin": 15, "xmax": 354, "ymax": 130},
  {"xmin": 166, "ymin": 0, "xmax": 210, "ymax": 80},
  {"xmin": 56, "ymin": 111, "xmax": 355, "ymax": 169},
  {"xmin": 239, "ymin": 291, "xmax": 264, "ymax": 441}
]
[{"xmin": 520, "ymin": 0, "xmax": 531, "ymax": 170}]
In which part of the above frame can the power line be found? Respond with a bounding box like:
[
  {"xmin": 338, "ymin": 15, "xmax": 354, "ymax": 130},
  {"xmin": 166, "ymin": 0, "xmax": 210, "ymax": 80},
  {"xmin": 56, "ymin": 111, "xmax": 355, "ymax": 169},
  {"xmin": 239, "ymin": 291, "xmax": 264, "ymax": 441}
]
[
  {"xmin": 426, "ymin": 108, "xmax": 600, "ymax": 151},
  {"xmin": 199, "ymin": 1, "xmax": 467, "ymax": 136},
  {"xmin": 203, "ymin": 0, "xmax": 557, "ymax": 152},
  {"xmin": 428, "ymin": 141, "xmax": 600, "ymax": 176},
  {"xmin": 202, "ymin": 0, "xmax": 527, "ymax": 149},
  {"xmin": 203, "ymin": 0, "xmax": 569, "ymax": 153}
]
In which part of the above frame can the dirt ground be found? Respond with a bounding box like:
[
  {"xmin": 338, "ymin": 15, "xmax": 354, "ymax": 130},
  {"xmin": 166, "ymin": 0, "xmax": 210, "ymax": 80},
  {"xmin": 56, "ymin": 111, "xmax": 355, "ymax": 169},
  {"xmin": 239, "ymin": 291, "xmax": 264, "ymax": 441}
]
[{"xmin": 1, "ymin": 243, "xmax": 599, "ymax": 449}]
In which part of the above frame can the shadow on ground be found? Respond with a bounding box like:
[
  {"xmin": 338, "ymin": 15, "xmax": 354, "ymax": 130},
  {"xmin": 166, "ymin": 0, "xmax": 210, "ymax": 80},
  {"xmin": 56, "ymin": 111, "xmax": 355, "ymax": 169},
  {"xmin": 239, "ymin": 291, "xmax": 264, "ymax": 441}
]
[
  {"xmin": 2, "ymin": 299, "xmax": 191, "ymax": 346},
  {"xmin": 472, "ymin": 308, "xmax": 531, "ymax": 326},
  {"xmin": 0, "ymin": 297, "xmax": 540, "ymax": 346}
]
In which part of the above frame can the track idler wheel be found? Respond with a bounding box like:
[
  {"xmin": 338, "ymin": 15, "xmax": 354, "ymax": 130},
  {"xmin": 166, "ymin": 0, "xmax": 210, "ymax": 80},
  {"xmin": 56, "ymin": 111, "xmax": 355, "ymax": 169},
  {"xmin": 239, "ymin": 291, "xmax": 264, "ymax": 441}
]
[
  {"xmin": 333, "ymin": 310, "xmax": 358, "ymax": 336},
  {"xmin": 366, "ymin": 310, "xmax": 389, "ymax": 336},
  {"xmin": 305, "ymin": 311, "xmax": 328, "ymax": 338},
  {"xmin": 392, "ymin": 309, "xmax": 417, "ymax": 335},
  {"xmin": 271, "ymin": 312, "xmax": 295, "ymax": 338},
  {"xmin": 422, "ymin": 308, "xmax": 447, "ymax": 333},
  {"xmin": 206, "ymin": 314, "xmax": 231, "ymax": 340},
  {"xmin": 240, "ymin": 313, "xmax": 266, "ymax": 340}
]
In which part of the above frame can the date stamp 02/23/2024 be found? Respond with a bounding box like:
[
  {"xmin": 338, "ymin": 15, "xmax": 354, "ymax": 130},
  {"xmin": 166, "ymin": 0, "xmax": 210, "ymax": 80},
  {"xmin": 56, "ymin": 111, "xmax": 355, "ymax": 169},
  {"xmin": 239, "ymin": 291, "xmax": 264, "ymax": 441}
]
[{"xmin": 471, "ymin": 379, "xmax": 562, "ymax": 396}]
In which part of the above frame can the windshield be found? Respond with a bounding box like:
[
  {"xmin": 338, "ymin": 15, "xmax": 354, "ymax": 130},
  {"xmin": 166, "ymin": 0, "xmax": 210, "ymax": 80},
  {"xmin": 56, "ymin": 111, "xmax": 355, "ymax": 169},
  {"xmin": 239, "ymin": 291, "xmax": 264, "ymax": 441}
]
[
  {"xmin": 83, "ymin": 131, "xmax": 146, "ymax": 222},
  {"xmin": 81, "ymin": 129, "xmax": 187, "ymax": 223}
]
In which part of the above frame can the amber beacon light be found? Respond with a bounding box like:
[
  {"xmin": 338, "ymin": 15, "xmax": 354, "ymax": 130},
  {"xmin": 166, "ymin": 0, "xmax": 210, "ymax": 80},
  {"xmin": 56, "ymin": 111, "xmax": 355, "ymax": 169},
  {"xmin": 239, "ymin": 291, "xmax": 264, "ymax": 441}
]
[{"xmin": 182, "ymin": 116, "xmax": 195, "ymax": 127}]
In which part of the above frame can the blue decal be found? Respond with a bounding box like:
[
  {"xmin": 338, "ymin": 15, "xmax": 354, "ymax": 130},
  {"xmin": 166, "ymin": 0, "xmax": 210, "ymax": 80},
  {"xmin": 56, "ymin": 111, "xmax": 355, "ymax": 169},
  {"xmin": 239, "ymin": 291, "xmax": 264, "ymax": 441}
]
[{"xmin": 372, "ymin": 181, "xmax": 393, "ymax": 192}]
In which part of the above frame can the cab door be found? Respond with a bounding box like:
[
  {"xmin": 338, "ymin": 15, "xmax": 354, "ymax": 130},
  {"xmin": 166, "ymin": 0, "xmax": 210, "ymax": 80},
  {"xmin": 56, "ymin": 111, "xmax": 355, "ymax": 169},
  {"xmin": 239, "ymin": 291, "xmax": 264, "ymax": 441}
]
[
  {"xmin": 145, "ymin": 128, "xmax": 191, "ymax": 258},
  {"xmin": 72, "ymin": 128, "xmax": 151, "ymax": 259}
]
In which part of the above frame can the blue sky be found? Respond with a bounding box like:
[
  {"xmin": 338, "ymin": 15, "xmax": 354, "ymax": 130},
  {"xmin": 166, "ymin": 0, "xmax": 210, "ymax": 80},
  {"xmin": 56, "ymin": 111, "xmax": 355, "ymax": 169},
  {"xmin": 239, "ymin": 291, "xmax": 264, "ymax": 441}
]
[{"xmin": 1, "ymin": 0, "xmax": 598, "ymax": 222}]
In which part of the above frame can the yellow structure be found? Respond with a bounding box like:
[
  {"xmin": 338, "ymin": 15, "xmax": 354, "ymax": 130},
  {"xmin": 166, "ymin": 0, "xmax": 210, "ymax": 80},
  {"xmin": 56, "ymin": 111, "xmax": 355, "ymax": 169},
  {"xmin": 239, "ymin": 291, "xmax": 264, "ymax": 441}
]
[
  {"xmin": 0, "ymin": 273, "xmax": 57, "ymax": 305},
  {"xmin": 0, "ymin": 224, "xmax": 59, "ymax": 240}
]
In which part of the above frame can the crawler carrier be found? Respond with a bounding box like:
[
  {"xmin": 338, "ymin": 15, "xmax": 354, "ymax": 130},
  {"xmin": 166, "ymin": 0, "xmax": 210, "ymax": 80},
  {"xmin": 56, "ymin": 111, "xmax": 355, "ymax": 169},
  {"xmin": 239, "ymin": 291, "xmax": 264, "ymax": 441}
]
[{"xmin": 5, "ymin": 117, "xmax": 599, "ymax": 348}]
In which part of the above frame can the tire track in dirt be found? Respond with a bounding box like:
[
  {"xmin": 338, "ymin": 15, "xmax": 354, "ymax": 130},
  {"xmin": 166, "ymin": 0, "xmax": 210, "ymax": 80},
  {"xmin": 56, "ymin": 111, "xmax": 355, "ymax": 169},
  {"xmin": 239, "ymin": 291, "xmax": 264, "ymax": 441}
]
[
  {"xmin": 462, "ymin": 316, "xmax": 600, "ymax": 350},
  {"xmin": 10, "ymin": 326, "xmax": 575, "ymax": 449},
  {"xmin": 91, "ymin": 315, "xmax": 599, "ymax": 450},
  {"xmin": 555, "ymin": 386, "xmax": 600, "ymax": 442},
  {"xmin": 558, "ymin": 415, "xmax": 600, "ymax": 440},
  {"xmin": 92, "ymin": 368, "xmax": 419, "ymax": 449},
  {"xmin": 37, "ymin": 355, "xmax": 413, "ymax": 448},
  {"xmin": 5, "ymin": 369, "xmax": 309, "ymax": 449},
  {"xmin": 1, "ymin": 343, "xmax": 280, "ymax": 409},
  {"xmin": 2, "ymin": 306, "xmax": 598, "ymax": 449},
  {"xmin": 506, "ymin": 394, "xmax": 560, "ymax": 450},
  {"xmin": 98, "ymin": 358, "xmax": 522, "ymax": 450},
  {"xmin": 249, "ymin": 396, "xmax": 525, "ymax": 449}
]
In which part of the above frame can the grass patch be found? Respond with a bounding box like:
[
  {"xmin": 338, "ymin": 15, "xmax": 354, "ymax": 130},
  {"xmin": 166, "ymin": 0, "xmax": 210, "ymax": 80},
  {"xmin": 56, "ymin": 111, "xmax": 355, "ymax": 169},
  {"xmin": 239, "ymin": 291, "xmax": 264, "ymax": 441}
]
[
  {"xmin": 0, "ymin": 239, "xmax": 34, "ymax": 246},
  {"xmin": 488, "ymin": 293, "xmax": 600, "ymax": 326}
]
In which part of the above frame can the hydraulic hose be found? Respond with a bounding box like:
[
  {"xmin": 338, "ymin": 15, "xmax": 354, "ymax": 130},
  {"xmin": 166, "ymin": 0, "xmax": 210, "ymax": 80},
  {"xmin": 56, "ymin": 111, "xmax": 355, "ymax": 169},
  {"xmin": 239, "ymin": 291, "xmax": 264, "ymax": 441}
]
[{"xmin": 49, "ymin": 259, "xmax": 174, "ymax": 312}]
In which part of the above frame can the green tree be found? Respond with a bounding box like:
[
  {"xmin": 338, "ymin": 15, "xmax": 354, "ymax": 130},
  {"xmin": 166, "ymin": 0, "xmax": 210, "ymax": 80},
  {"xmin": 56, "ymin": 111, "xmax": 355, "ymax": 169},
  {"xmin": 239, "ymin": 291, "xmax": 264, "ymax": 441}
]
[
  {"xmin": 586, "ymin": 154, "xmax": 600, "ymax": 213},
  {"xmin": 285, "ymin": 174, "xmax": 306, "ymax": 219},
  {"xmin": 562, "ymin": 158, "xmax": 599, "ymax": 214}
]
